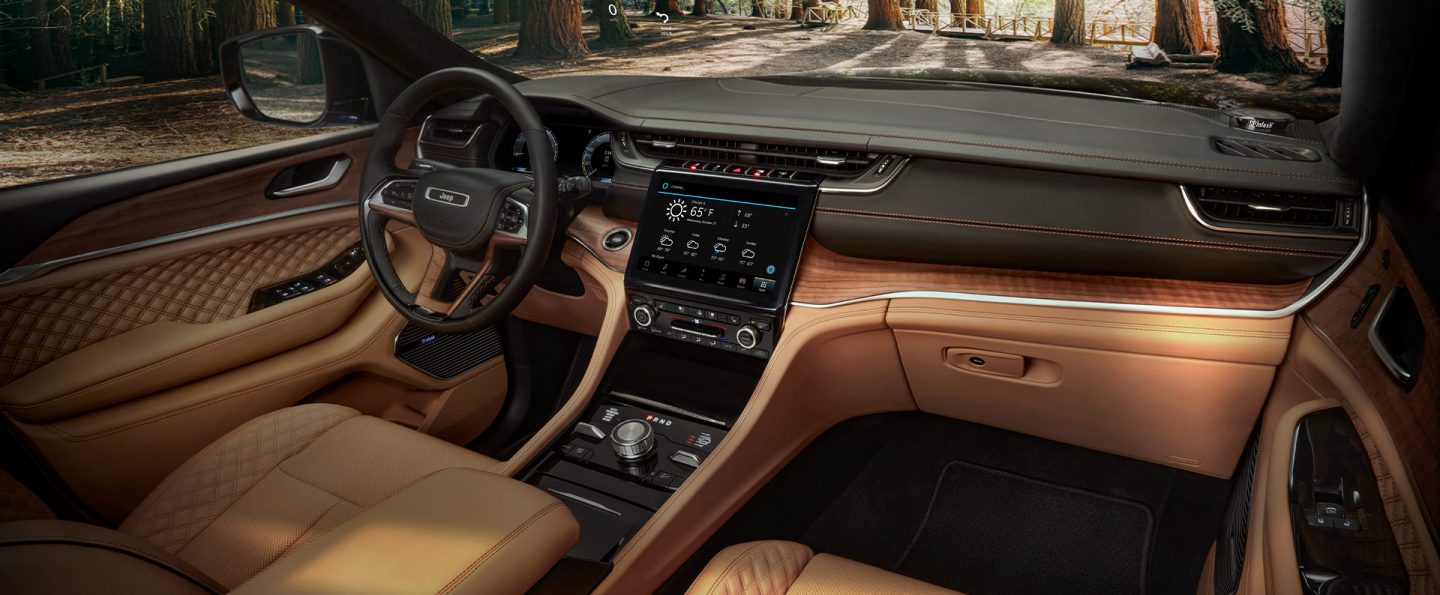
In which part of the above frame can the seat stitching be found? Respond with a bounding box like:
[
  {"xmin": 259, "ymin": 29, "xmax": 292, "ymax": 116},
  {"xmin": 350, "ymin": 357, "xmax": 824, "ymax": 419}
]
[
  {"xmin": 818, "ymin": 209, "xmax": 1344, "ymax": 258},
  {"xmin": 436, "ymin": 501, "xmax": 567, "ymax": 595},
  {"xmin": 702, "ymin": 542, "xmax": 770, "ymax": 595}
]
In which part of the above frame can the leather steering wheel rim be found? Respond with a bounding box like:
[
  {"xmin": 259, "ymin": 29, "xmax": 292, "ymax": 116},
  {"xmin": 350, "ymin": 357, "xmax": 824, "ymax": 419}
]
[{"xmin": 358, "ymin": 67, "xmax": 558, "ymax": 334}]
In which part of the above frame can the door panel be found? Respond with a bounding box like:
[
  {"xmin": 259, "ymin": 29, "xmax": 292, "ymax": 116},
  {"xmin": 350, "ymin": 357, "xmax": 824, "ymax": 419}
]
[{"xmin": 0, "ymin": 211, "xmax": 365, "ymax": 423}]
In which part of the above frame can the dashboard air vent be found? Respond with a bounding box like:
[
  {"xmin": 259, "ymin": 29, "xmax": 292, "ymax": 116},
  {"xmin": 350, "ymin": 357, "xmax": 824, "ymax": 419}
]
[
  {"xmin": 1189, "ymin": 186, "xmax": 1358, "ymax": 232},
  {"xmin": 425, "ymin": 119, "xmax": 482, "ymax": 145},
  {"xmin": 1212, "ymin": 137, "xmax": 1321, "ymax": 162},
  {"xmin": 634, "ymin": 133, "xmax": 878, "ymax": 176}
]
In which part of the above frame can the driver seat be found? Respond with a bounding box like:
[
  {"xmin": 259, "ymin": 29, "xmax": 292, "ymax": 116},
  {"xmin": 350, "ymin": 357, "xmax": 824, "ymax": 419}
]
[{"xmin": 0, "ymin": 404, "xmax": 579, "ymax": 594}]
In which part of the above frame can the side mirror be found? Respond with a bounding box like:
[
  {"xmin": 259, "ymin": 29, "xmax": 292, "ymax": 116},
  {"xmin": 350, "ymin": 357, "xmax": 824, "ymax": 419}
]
[{"xmin": 220, "ymin": 26, "xmax": 374, "ymax": 127}]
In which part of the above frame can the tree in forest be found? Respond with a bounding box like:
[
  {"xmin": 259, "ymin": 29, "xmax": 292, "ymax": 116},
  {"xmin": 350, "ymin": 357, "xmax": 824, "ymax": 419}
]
[
  {"xmin": 863, "ymin": 0, "xmax": 904, "ymax": 30},
  {"xmin": 1289, "ymin": 0, "xmax": 1343, "ymax": 85},
  {"xmin": 1213, "ymin": 0, "xmax": 1304, "ymax": 73},
  {"xmin": 963, "ymin": 0, "xmax": 983, "ymax": 16},
  {"xmin": 494, "ymin": 0, "xmax": 514, "ymax": 23},
  {"xmin": 515, "ymin": 0, "xmax": 587, "ymax": 59},
  {"xmin": 403, "ymin": 0, "xmax": 453, "ymax": 36},
  {"xmin": 144, "ymin": 0, "xmax": 199, "ymax": 80},
  {"xmin": 651, "ymin": 0, "xmax": 681, "ymax": 17},
  {"xmin": 1154, "ymin": 0, "xmax": 1207, "ymax": 54},
  {"xmin": 597, "ymin": 0, "xmax": 636, "ymax": 42},
  {"xmin": 277, "ymin": 1, "xmax": 296, "ymax": 26},
  {"xmin": 215, "ymin": 0, "xmax": 276, "ymax": 47},
  {"xmin": 692, "ymin": 0, "xmax": 711, "ymax": 16},
  {"xmin": 1050, "ymin": 0, "xmax": 1086, "ymax": 45}
]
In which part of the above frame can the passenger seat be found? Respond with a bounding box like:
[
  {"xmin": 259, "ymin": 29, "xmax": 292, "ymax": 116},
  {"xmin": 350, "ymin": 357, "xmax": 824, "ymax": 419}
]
[{"xmin": 687, "ymin": 540, "xmax": 959, "ymax": 594}]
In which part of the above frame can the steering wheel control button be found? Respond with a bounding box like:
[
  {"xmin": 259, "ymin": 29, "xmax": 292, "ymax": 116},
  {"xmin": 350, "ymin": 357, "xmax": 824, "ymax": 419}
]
[
  {"xmin": 573, "ymin": 422, "xmax": 606, "ymax": 441},
  {"xmin": 669, "ymin": 450, "xmax": 702, "ymax": 469},
  {"xmin": 735, "ymin": 325, "xmax": 761, "ymax": 350},
  {"xmin": 611, "ymin": 420, "xmax": 655, "ymax": 461},
  {"xmin": 632, "ymin": 305, "xmax": 655, "ymax": 328}
]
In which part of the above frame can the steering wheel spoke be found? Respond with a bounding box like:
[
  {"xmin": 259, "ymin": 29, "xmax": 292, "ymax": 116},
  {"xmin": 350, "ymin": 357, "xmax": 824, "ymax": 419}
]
[{"xmin": 357, "ymin": 67, "xmax": 557, "ymax": 333}]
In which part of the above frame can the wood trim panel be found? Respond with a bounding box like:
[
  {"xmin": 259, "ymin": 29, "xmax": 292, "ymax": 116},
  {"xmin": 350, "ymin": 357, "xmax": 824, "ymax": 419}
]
[
  {"xmin": 566, "ymin": 204, "xmax": 634, "ymax": 271},
  {"xmin": 18, "ymin": 132, "xmax": 417, "ymax": 266},
  {"xmin": 1304, "ymin": 218, "xmax": 1440, "ymax": 522},
  {"xmin": 790, "ymin": 239, "xmax": 1311, "ymax": 310}
]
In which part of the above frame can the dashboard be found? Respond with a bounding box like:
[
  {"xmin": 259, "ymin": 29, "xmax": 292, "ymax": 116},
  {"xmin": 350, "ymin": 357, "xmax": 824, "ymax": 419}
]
[{"xmin": 415, "ymin": 75, "xmax": 1367, "ymax": 342}]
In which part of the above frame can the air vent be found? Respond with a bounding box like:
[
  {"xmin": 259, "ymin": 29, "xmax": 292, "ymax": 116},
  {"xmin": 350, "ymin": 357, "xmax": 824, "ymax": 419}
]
[
  {"xmin": 1212, "ymin": 137, "xmax": 1321, "ymax": 162},
  {"xmin": 1189, "ymin": 186, "xmax": 1358, "ymax": 233},
  {"xmin": 634, "ymin": 134, "xmax": 878, "ymax": 176},
  {"xmin": 425, "ymin": 119, "xmax": 482, "ymax": 145}
]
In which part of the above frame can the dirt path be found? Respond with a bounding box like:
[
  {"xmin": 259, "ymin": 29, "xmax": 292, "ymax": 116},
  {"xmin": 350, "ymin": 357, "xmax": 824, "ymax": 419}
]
[{"xmin": 0, "ymin": 15, "xmax": 1339, "ymax": 188}]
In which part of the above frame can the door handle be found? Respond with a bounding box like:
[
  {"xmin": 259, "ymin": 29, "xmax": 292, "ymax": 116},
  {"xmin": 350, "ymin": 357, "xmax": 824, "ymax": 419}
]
[
  {"xmin": 267, "ymin": 156, "xmax": 351, "ymax": 198},
  {"xmin": 1367, "ymin": 286, "xmax": 1426, "ymax": 389}
]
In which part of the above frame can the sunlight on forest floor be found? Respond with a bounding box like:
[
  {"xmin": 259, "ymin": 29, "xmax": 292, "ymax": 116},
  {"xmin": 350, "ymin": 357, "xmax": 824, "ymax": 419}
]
[{"xmin": 0, "ymin": 14, "xmax": 1340, "ymax": 188}]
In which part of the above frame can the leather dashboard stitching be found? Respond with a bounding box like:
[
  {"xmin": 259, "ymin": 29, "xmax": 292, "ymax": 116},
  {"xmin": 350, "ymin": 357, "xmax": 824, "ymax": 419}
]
[
  {"xmin": 619, "ymin": 113, "xmax": 1358, "ymax": 184},
  {"xmin": 436, "ymin": 501, "xmax": 566, "ymax": 595},
  {"xmin": 817, "ymin": 207, "xmax": 1347, "ymax": 258}
]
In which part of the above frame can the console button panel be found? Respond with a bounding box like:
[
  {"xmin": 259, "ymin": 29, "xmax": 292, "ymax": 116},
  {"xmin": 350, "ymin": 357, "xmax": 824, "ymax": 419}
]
[
  {"xmin": 559, "ymin": 399, "xmax": 728, "ymax": 492},
  {"xmin": 627, "ymin": 292, "xmax": 776, "ymax": 358},
  {"xmin": 248, "ymin": 242, "xmax": 366, "ymax": 312}
]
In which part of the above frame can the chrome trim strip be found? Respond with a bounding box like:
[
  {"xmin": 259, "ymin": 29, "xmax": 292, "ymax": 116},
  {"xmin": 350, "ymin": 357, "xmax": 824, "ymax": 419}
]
[
  {"xmin": 793, "ymin": 188, "xmax": 1371, "ymax": 320},
  {"xmin": 1367, "ymin": 288, "xmax": 1415, "ymax": 383},
  {"xmin": 270, "ymin": 157, "xmax": 351, "ymax": 197},
  {"xmin": 546, "ymin": 489, "xmax": 623, "ymax": 516},
  {"xmin": 609, "ymin": 391, "xmax": 728, "ymax": 427},
  {"xmin": 415, "ymin": 115, "xmax": 487, "ymax": 160},
  {"xmin": 1178, "ymin": 184, "xmax": 1361, "ymax": 240},
  {"xmin": 0, "ymin": 200, "xmax": 358, "ymax": 286},
  {"xmin": 601, "ymin": 228, "xmax": 632, "ymax": 251},
  {"xmin": 817, "ymin": 157, "xmax": 910, "ymax": 196}
]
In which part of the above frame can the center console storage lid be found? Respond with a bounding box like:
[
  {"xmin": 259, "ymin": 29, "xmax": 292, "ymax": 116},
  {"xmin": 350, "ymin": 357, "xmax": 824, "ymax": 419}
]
[{"xmin": 233, "ymin": 468, "xmax": 578, "ymax": 595}]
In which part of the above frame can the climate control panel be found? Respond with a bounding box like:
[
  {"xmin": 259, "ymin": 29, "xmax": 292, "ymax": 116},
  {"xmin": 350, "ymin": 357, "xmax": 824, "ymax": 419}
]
[
  {"xmin": 627, "ymin": 292, "xmax": 777, "ymax": 358},
  {"xmin": 559, "ymin": 398, "xmax": 729, "ymax": 492}
]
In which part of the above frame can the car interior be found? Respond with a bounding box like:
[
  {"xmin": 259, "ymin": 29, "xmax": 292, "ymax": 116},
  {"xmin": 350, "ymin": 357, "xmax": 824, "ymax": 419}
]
[{"xmin": 1, "ymin": 0, "xmax": 1437, "ymax": 594}]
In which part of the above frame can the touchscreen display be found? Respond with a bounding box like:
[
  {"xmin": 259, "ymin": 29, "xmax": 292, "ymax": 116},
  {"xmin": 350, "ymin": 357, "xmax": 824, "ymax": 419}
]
[{"xmin": 628, "ymin": 171, "xmax": 815, "ymax": 309}]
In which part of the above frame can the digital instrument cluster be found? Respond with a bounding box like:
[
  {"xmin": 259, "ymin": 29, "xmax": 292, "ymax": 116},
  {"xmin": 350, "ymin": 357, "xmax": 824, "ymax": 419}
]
[{"xmin": 497, "ymin": 125, "xmax": 615, "ymax": 182}]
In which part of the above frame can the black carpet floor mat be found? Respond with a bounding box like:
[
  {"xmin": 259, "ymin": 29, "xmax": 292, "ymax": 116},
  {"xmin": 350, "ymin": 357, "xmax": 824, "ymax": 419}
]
[{"xmin": 658, "ymin": 412, "xmax": 1231, "ymax": 595}]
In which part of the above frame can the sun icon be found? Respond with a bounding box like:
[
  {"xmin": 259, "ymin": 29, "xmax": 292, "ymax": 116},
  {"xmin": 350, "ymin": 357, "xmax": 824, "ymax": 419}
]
[{"xmin": 665, "ymin": 198, "xmax": 686, "ymax": 222}]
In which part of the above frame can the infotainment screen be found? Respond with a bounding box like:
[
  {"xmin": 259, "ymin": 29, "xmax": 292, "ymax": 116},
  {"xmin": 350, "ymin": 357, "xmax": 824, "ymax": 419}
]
[{"xmin": 626, "ymin": 168, "xmax": 818, "ymax": 311}]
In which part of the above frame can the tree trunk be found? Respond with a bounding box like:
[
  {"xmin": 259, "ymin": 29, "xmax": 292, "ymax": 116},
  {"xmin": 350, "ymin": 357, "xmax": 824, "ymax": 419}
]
[
  {"xmin": 863, "ymin": 0, "xmax": 903, "ymax": 30},
  {"xmin": 793, "ymin": 0, "xmax": 816, "ymax": 20},
  {"xmin": 693, "ymin": 0, "xmax": 711, "ymax": 16},
  {"xmin": 1154, "ymin": 0, "xmax": 1205, "ymax": 54},
  {"xmin": 1214, "ymin": 0, "xmax": 1304, "ymax": 73},
  {"xmin": 1316, "ymin": 16, "xmax": 1342, "ymax": 86},
  {"xmin": 215, "ymin": 0, "xmax": 275, "ymax": 45},
  {"xmin": 1050, "ymin": 0, "xmax": 1085, "ymax": 45},
  {"xmin": 515, "ymin": 0, "xmax": 587, "ymax": 58},
  {"xmin": 964, "ymin": 0, "xmax": 983, "ymax": 15},
  {"xmin": 28, "ymin": 0, "xmax": 57, "ymax": 81},
  {"xmin": 277, "ymin": 1, "xmax": 296, "ymax": 26},
  {"xmin": 750, "ymin": 0, "xmax": 761, "ymax": 17},
  {"xmin": 495, "ymin": 0, "xmax": 513, "ymax": 23},
  {"xmin": 652, "ymin": 0, "xmax": 679, "ymax": 17},
  {"xmin": 598, "ymin": 0, "xmax": 636, "ymax": 42},
  {"xmin": 915, "ymin": 0, "xmax": 934, "ymax": 11},
  {"xmin": 144, "ymin": 0, "xmax": 198, "ymax": 80}
]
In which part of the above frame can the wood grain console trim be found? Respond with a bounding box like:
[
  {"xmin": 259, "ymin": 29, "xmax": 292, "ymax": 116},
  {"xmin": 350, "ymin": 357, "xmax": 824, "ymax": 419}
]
[
  {"xmin": 790, "ymin": 240, "xmax": 1311, "ymax": 311},
  {"xmin": 1304, "ymin": 218, "xmax": 1440, "ymax": 523},
  {"xmin": 565, "ymin": 205, "xmax": 634, "ymax": 272},
  {"xmin": 18, "ymin": 132, "xmax": 418, "ymax": 267}
]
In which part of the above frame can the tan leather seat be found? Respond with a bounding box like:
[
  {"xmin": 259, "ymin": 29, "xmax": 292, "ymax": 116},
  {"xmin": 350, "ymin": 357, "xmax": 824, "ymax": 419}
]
[
  {"xmin": 0, "ymin": 404, "xmax": 579, "ymax": 594},
  {"xmin": 687, "ymin": 540, "xmax": 961, "ymax": 595}
]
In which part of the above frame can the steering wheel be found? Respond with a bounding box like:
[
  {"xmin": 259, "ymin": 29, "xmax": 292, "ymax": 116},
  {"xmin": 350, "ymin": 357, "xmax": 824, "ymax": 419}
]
[{"xmin": 358, "ymin": 67, "xmax": 557, "ymax": 333}]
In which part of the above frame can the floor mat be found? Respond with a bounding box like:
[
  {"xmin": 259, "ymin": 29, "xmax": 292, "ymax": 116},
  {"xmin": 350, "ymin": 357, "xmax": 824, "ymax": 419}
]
[
  {"xmin": 659, "ymin": 412, "xmax": 1230, "ymax": 595},
  {"xmin": 895, "ymin": 461, "xmax": 1153, "ymax": 595}
]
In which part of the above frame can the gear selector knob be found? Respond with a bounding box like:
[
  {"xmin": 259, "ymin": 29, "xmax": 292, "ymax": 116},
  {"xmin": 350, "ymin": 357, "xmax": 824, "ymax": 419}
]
[{"xmin": 611, "ymin": 419, "xmax": 655, "ymax": 460}]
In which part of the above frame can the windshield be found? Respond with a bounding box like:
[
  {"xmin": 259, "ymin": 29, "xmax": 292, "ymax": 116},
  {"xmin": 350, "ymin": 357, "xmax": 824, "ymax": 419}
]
[{"xmin": 426, "ymin": 0, "xmax": 1341, "ymax": 116}]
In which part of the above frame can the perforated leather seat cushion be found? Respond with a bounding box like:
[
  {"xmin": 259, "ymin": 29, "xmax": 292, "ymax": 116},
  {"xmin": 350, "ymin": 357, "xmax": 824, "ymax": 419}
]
[{"xmin": 118, "ymin": 403, "xmax": 502, "ymax": 588}]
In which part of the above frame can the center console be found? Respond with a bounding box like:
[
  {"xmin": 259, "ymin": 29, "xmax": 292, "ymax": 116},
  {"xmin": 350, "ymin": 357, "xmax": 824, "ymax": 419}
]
[{"xmin": 522, "ymin": 160, "xmax": 819, "ymax": 579}]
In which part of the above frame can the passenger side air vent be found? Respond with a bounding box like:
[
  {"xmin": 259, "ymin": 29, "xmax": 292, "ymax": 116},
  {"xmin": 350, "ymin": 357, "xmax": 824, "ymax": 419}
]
[
  {"xmin": 1187, "ymin": 186, "xmax": 1359, "ymax": 235},
  {"xmin": 634, "ymin": 133, "xmax": 879, "ymax": 176},
  {"xmin": 424, "ymin": 119, "xmax": 482, "ymax": 145},
  {"xmin": 1212, "ymin": 137, "xmax": 1321, "ymax": 162}
]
